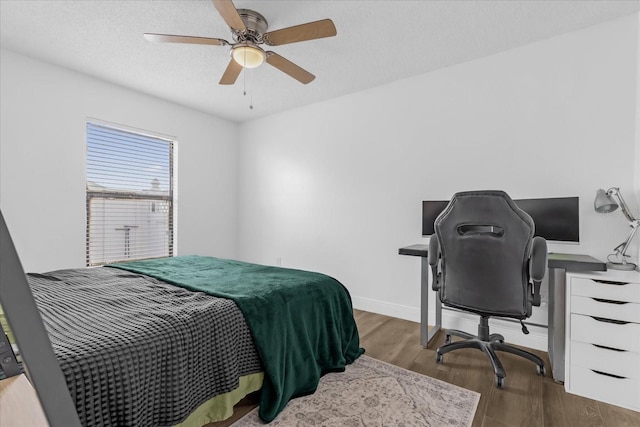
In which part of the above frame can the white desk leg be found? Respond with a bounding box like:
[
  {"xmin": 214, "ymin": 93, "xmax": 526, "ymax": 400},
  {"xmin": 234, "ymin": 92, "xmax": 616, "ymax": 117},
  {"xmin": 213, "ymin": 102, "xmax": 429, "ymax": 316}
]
[{"xmin": 421, "ymin": 257, "xmax": 441, "ymax": 347}]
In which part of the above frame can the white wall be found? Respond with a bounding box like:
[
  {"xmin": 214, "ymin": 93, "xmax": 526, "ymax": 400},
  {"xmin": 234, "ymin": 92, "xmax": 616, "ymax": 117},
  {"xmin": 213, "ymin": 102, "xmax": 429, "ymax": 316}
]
[
  {"xmin": 636, "ymin": 12, "xmax": 640, "ymax": 269},
  {"xmin": 0, "ymin": 48, "xmax": 239, "ymax": 272},
  {"xmin": 238, "ymin": 15, "xmax": 640, "ymax": 348}
]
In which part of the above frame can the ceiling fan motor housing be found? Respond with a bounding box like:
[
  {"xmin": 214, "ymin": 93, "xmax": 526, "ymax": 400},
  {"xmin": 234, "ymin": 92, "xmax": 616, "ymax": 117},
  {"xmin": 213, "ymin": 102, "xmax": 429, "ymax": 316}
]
[{"xmin": 233, "ymin": 9, "xmax": 268, "ymax": 44}]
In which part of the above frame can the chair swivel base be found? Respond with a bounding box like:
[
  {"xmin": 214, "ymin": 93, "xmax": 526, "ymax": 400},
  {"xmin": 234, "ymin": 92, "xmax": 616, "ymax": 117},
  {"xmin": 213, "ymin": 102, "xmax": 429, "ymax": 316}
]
[{"xmin": 435, "ymin": 321, "xmax": 546, "ymax": 388}]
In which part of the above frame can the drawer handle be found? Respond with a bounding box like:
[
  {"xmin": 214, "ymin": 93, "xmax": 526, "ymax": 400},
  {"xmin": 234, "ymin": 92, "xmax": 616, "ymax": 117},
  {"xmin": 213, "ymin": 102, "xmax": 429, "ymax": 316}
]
[
  {"xmin": 592, "ymin": 344, "xmax": 627, "ymax": 352},
  {"xmin": 591, "ymin": 316, "xmax": 630, "ymax": 325},
  {"xmin": 591, "ymin": 297, "xmax": 628, "ymax": 305},
  {"xmin": 593, "ymin": 279, "xmax": 630, "ymax": 286},
  {"xmin": 591, "ymin": 369, "xmax": 627, "ymax": 379}
]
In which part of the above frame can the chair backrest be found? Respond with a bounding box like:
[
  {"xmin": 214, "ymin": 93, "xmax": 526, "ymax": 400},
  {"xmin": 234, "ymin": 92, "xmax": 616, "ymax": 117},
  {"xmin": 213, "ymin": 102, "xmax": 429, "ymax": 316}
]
[{"xmin": 434, "ymin": 190, "xmax": 534, "ymax": 319}]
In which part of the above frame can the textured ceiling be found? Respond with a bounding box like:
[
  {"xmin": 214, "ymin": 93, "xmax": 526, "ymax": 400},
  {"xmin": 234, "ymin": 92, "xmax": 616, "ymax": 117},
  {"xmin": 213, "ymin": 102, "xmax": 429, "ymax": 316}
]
[{"xmin": 1, "ymin": 0, "xmax": 638, "ymax": 123}]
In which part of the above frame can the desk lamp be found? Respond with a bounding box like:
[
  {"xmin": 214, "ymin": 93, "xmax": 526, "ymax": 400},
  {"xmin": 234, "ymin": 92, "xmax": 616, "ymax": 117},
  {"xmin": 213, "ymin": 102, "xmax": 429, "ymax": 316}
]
[{"xmin": 594, "ymin": 187, "xmax": 640, "ymax": 270}]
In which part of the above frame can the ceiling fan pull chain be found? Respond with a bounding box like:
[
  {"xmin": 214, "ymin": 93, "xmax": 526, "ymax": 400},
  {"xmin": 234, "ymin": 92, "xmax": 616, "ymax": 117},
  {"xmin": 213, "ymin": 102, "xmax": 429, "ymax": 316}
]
[
  {"xmin": 249, "ymin": 68, "xmax": 254, "ymax": 110},
  {"xmin": 243, "ymin": 48, "xmax": 247, "ymax": 96}
]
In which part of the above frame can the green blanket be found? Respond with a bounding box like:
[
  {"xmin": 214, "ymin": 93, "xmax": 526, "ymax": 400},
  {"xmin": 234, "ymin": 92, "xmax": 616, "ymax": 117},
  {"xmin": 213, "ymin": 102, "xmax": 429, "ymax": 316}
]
[{"xmin": 108, "ymin": 255, "xmax": 363, "ymax": 422}]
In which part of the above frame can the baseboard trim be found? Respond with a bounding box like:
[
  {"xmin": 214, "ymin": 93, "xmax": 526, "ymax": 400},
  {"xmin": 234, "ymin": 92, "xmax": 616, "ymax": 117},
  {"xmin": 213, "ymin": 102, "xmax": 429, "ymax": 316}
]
[
  {"xmin": 351, "ymin": 296, "xmax": 420, "ymax": 322},
  {"xmin": 352, "ymin": 296, "xmax": 547, "ymax": 351}
]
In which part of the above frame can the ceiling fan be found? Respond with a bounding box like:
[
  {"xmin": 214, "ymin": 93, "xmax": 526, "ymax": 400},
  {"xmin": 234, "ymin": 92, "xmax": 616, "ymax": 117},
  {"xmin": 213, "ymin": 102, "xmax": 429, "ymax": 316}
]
[{"xmin": 143, "ymin": 0, "xmax": 337, "ymax": 85}]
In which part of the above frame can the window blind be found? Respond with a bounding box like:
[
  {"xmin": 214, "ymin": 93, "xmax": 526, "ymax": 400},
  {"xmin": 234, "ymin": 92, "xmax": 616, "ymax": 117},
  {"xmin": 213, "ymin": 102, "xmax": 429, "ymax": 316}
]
[{"xmin": 86, "ymin": 122, "xmax": 174, "ymax": 266}]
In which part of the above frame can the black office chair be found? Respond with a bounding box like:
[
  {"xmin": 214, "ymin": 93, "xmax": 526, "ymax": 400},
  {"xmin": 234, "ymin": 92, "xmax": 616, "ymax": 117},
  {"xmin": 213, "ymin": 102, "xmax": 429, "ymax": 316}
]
[{"xmin": 428, "ymin": 190, "xmax": 547, "ymax": 388}]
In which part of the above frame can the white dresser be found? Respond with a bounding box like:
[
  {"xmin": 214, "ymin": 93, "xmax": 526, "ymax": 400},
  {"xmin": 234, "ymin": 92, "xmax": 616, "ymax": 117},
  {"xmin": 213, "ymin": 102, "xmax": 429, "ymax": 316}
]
[{"xmin": 565, "ymin": 269, "xmax": 640, "ymax": 412}]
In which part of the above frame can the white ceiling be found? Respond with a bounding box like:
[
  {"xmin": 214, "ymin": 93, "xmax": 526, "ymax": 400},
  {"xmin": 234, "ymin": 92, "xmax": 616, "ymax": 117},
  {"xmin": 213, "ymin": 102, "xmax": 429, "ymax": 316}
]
[{"xmin": 1, "ymin": 1, "xmax": 638, "ymax": 123}]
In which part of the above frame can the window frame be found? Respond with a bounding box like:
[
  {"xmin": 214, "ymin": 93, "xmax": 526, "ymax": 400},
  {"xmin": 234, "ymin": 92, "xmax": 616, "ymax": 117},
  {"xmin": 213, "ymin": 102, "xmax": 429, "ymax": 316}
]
[{"xmin": 85, "ymin": 120, "xmax": 177, "ymax": 266}]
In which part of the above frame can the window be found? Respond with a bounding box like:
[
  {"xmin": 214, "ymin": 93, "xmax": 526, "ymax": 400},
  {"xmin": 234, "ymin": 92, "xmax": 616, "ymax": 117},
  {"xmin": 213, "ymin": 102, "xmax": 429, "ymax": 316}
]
[{"xmin": 86, "ymin": 122, "xmax": 175, "ymax": 266}]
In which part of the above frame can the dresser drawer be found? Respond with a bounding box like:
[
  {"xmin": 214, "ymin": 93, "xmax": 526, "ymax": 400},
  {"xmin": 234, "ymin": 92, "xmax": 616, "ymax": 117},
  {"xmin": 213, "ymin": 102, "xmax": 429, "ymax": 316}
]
[
  {"xmin": 569, "ymin": 365, "xmax": 640, "ymax": 411},
  {"xmin": 570, "ymin": 314, "xmax": 640, "ymax": 352},
  {"xmin": 570, "ymin": 340, "xmax": 640, "ymax": 380},
  {"xmin": 571, "ymin": 277, "xmax": 640, "ymax": 303},
  {"xmin": 571, "ymin": 295, "xmax": 640, "ymax": 323}
]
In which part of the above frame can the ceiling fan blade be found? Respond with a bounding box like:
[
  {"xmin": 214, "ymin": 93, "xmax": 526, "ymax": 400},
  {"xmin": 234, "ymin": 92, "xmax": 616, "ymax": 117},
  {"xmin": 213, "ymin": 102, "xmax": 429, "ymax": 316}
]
[
  {"xmin": 143, "ymin": 33, "xmax": 228, "ymax": 46},
  {"xmin": 266, "ymin": 52, "xmax": 315, "ymax": 84},
  {"xmin": 212, "ymin": 0, "xmax": 246, "ymax": 32},
  {"xmin": 264, "ymin": 19, "xmax": 336, "ymax": 46},
  {"xmin": 219, "ymin": 59, "xmax": 243, "ymax": 85}
]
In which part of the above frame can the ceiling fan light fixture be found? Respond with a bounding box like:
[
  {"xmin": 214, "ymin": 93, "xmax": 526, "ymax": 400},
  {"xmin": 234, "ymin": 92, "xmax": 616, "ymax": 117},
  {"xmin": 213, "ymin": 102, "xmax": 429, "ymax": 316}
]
[{"xmin": 232, "ymin": 44, "xmax": 265, "ymax": 68}]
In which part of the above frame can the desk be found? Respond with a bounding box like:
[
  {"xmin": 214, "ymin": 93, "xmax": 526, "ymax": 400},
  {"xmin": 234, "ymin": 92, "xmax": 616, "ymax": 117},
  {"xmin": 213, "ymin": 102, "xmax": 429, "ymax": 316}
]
[
  {"xmin": 399, "ymin": 245, "xmax": 606, "ymax": 382},
  {"xmin": 398, "ymin": 244, "xmax": 441, "ymax": 347}
]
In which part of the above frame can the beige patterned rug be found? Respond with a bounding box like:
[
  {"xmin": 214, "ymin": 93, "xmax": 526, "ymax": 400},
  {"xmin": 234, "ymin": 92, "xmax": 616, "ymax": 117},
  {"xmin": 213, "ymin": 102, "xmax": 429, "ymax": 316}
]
[{"xmin": 231, "ymin": 355, "xmax": 480, "ymax": 426}]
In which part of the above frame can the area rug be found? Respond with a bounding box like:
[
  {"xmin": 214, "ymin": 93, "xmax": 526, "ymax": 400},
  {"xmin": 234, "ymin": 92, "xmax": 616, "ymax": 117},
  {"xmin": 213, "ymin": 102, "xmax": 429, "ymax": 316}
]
[{"xmin": 231, "ymin": 355, "xmax": 480, "ymax": 426}]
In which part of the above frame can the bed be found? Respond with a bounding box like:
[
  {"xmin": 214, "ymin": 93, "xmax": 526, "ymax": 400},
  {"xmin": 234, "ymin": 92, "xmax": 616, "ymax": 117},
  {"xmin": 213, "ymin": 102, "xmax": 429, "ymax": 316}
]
[{"xmin": 17, "ymin": 255, "xmax": 363, "ymax": 426}]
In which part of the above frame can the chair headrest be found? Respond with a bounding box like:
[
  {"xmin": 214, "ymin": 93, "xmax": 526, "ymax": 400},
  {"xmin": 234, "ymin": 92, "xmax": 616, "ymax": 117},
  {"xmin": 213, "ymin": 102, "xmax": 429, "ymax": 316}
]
[{"xmin": 435, "ymin": 190, "xmax": 534, "ymax": 237}]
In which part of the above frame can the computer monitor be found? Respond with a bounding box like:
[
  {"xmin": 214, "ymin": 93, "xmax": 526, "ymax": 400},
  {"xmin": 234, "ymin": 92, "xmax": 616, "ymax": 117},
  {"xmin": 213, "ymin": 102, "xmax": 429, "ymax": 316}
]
[{"xmin": 422, "ymin": 196, "xmax": 580, "ymax": 243}]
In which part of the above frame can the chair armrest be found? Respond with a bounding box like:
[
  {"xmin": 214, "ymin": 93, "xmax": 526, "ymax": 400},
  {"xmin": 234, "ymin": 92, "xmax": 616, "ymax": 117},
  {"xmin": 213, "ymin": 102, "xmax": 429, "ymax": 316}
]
[
  {"xmin": 530, "ymin": 236, "xmax": 547, "ymax": 306},
  {"xmin": 428, "ymin": 237, "xmax": 439, "ymax": 267},
  {"xmin": 530, "ymin": 236, "xmax": 547, "ymax": 282},
  {"xmin": 428, "ymin": 237, "xmax": 441, "ymax": 291}
]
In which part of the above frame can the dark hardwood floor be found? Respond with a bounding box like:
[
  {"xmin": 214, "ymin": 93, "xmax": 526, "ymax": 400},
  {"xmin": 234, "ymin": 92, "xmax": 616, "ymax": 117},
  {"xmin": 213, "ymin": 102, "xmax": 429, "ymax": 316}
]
[{"xmin": 210, "ymin": 309, "xmax": 640, "ymax": 427}]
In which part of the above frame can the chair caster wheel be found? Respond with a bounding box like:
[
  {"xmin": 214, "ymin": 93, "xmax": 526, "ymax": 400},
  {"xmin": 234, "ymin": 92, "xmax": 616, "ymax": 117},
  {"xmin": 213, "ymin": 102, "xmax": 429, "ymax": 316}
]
[
  {"xmin": 444, "ymin": 335, "xmax": 451, "ymax": 345},
  {"xmin": 536, "ymin": 364, "xmax": 546, "ymax": 376},
  {"xmin": 490, "ymin": 334, "xmax": 504, "ymax": 343},
  {"xmin": 436, "ymin": 353, "xmax": 443, "ymax": 364},
  {"xmin": 495, "ymin": 376, "xmax": 505, "ymax": 388}
]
